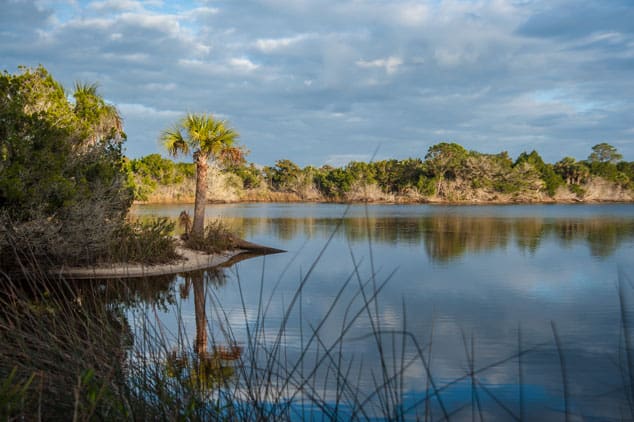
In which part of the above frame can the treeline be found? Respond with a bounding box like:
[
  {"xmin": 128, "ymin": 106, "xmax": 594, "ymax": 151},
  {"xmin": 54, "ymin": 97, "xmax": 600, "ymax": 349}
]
[{"xmin": 129, "ymin": 142, "xmax": 634, "ymax": 203}]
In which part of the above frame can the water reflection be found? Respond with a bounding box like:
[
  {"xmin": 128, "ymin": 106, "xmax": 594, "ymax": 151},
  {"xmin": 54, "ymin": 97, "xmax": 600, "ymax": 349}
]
[
  {"xmin": 219, "ymin": 215, "xmax": 634, "ymax": 262},
  {"xmin": 97, "ymin": 265, "xmax": 634, "ymax": 419},
  {"xmin": 165, "ymin": 270, "xmax": 241, "ymax": 392},
  {"xmin": 133, "ymin": 204, "xmax": 634, "ymax": 262}
]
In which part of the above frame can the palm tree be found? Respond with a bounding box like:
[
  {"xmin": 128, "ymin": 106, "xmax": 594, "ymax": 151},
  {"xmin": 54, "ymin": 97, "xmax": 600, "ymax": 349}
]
[
  {"xmin": 73, "ymin": 82, "xmax": 124, "ymax": 147},
  {"xmin": 161, "ymin": 113, "xmax": 240, "ymax": 237}
]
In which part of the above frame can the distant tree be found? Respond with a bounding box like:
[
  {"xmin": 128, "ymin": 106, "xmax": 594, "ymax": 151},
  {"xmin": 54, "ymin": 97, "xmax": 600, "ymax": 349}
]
[
  {"xmin": 515, "ymin": 150, "xmax": 563, "ymax": 196},
  {"xmin": 586, "ymin": 143, "xmax": 626, "ymax": 183},
  {"xmin": 313, "ymin": 166, "xmax": 354, "ymax": 198},
  {"xmin": 462, "ymin": 151, "xmax": 513, "ymax": 191},
  {"xmin": 264, "ymin": 159, "xmax": 303, "ymax": 191},
  {"xmin": 346, "ymin": 161, "xmax": 377, "ymax": 185},
  {"xmin": 554, "ymin": 157, "xmax": 589, "ymax": 185},
  {"xmin": 161, "ymin": 114, "xmax": 241, "ymax": 237},
  {"xmin": 424, "ymin": 142, "xmax": 467, "ymax": 196},
  {"xmin": 229, "ymin": 163, "xmax": 262, "ymax": 189},
  {"xmin": 616, "ymin": 161, "xmax": 634, "ymax": 187},
  {"xmin": 588, "ymin": 143, "xmax": 622, "ymax": 164}
]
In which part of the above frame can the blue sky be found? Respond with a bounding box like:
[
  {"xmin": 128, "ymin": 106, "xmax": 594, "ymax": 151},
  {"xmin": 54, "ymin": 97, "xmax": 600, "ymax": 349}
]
[{"xmin": 1, "ymin": 0, "xmax": 633, "ymax": 166}]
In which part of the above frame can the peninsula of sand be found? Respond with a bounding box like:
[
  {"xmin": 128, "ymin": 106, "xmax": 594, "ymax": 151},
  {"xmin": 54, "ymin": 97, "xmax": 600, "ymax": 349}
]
[{"xmin": 54, "ymin": 239, "xmax": 284, "ymax": 280}]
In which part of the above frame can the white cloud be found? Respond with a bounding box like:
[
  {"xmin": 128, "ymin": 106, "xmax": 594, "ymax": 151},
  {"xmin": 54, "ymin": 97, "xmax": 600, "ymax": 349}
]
[
  {"xmin": 229, "ymin": 57, "xmax": 259, "ymax": 72},
  {"xmin": 118, "ymin": 12, "xmax": 181, "ymax": 34},
  {"xmin": 255, "ymin": 34, "xmax": 309, "ymax": 52},
  {"xmin": 89, "ymin": 0, "xmax": 143, "ymax": 13},
  {"xmin": 356, "ymin": 56, "xmax": 403, "ymax": 75},
  {"xmin": 2, "ymin": 0, "xmax": 632, "ymax": 164},
  {"xmin": 395, "ymin": 3, "xmax": 429, "ymax": 26},
  {"xmin": 177, "ymin": 58, "xmax": 215, "ymax": 73},
  {"xmin": 118, "ymin": 103, "xmax": 182, "ymax": 119},
  {"xmin": 433, "ymin": 48, "xmax": 478, "ymax": 67},
  {"xmin": 143, "ymin": 82, "xmax": 177, "ymax": 91},
  {"xmin": 102, "ymin": 52, "xmax": 148, "ymax": 63}
]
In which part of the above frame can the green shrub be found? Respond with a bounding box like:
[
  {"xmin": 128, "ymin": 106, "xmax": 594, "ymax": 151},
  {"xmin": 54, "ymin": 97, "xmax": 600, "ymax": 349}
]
[
  {"xmin": 230, "ymin": 163, "xmax": 263, "ymax": 189},
  {"xmin": 185, "ymin": 220, "xmax": 236, "ymax": 254},
  {"xmin": 569, "ymin": 184, "xmax": 585, "ymax": 198},
  {"xmin": 515, "ymin": 151, "xmax": 563, "ymax": 196},
  {"xmin": 493, "ymin": 180, "xmax": 521, "ymax": 194},
  {"xmin": 416, "ymin": 176, "xmax": 436, "ymax": 196}
]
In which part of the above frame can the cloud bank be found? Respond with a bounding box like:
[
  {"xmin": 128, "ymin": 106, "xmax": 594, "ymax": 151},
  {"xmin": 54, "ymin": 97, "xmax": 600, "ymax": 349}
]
[{"xmin": 1, "ymin": 0, "xmax": 632, "ymax": 165}]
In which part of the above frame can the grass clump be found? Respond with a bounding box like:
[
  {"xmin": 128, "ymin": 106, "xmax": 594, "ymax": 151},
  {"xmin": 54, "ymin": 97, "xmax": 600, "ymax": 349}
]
[
  {"xmin": 110, "ymin": 218, "xmax": 179, "ymax": 264},
  {"xmin": 185, "ymin": 220, "xmax": 237, "ymax": 254},
  {"xmin": 0, "ymin": 273, "xmax": 133, "ymax": 420}
]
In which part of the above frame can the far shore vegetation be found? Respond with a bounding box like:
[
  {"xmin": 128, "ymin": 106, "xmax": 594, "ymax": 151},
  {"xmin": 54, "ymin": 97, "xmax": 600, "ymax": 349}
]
[{"xmin": 128, "ymin": 143, "xmax": 634, "ymax": 205}]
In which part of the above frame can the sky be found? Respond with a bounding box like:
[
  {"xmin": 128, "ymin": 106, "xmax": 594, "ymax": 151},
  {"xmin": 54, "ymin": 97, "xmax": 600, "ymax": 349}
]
[{"xmin": 1, "ymin": 0, "xmax": 633, "ymax": 166}]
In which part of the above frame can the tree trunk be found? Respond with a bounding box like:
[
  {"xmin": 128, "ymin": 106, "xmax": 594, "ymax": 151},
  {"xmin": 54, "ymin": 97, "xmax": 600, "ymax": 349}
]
[
  {"xmin": 436, "ymin": 175, "xmax": 444, "ymax": 198},
  {"xmin": 192, "ymin": 152, "xmax": 209, "ymax": 237}
]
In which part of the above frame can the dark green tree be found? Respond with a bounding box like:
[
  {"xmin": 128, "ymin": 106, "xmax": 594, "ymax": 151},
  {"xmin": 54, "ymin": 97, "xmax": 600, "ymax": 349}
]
[
  {"xmin": 264, "ymin": 159, "xmax": 303, "ymax": 191},
  {"xmin": 554, "ymin": 157, "xmax": 589, "ymax": 185},
  {"xmin": 515, "ymin": 150, "xmax": 563, "ymax": 196},
  {"xmin": 424, "ymin": 142, "xmax": 468, "ymax": 196},
  {"xmin": 586, "ymin": 143, "xmax": 626, "ymax": 183},
  {"xmin": 588, "ymin": 143, "xmax": 622, "ymax": 164}
]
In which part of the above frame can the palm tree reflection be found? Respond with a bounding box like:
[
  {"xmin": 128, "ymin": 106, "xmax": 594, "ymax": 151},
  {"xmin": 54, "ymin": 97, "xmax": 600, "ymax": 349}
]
[{"xmin": 168, "ymin": 268, "xmax": 241, "ymax": 391}]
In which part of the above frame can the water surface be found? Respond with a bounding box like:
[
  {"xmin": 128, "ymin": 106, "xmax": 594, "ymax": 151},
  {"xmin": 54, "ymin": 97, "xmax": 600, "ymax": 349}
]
[{"xmin": 129, "ymin": 203, "xmax": 634, "ymax": 419}]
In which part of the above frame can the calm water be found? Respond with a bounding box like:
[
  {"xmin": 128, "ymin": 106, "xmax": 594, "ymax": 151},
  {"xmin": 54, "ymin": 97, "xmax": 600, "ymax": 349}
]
[{"xmin": 129, "ymin": 203, "xmax": 634, "ymax": 419}]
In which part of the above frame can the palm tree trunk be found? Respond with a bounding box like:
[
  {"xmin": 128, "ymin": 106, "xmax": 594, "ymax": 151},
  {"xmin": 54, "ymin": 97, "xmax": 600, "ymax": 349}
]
[{"xmin": 192, "ymin": 152, "xmax": 209, "ymax": 237}]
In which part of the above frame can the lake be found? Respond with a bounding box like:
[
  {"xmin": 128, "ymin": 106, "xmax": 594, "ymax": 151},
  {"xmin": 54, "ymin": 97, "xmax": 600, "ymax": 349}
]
[{"xmin": 128, "ymin": 203, "xmax": 634, "ymax": 420}]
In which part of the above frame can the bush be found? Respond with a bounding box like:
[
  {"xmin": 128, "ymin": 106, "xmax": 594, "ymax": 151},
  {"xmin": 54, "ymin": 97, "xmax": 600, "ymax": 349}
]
[
  {"xmin": 230, "ymin": 163, "xmax": 263, "ymax": 189},
  {"xmin": 569, "ymin": 184, "xmax": 585, "ymax": 198},
  {"xmin": 185, "ymin": 220, "xmax": 236, "ymax": 254},
  {"xmin": 110, "ymin": 218, "xmax": 179, "ymax": 264}
]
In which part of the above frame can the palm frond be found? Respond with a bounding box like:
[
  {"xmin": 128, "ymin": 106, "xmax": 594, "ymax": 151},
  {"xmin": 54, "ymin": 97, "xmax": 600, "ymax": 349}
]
[
  {"xmin": 161, "ymin": 126, "xmax": 189, "ymax": 157},
  {"xmin": 73, "ymin": 81, "xmax": 99, "ymax": 97},
  {"xmin": 162, "ymin": 113, "xmax": 240, "ymax": 161}
]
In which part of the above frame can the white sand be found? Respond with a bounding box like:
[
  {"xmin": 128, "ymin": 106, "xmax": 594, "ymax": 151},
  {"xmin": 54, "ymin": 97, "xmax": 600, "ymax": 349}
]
[{"xmin": 52, "ymin": 247, "xmax": 245, "ymax": 279}]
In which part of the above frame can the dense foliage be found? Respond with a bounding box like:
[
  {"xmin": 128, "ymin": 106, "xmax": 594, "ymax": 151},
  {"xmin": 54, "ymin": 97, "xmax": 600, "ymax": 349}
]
[
  {"xmin": 126, "ymin": 154, "xmax": 195, "ymax": 201},
  {"xmin": 128, "ymin": 142, "xmax": 633, "ymax": 202},
  {"xmin": 0, "ymin": 66, "xmax": 147, "ymax": 266}
]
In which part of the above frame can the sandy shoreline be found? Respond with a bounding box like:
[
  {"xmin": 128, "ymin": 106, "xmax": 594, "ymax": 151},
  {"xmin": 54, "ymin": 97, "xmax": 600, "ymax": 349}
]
[
  {"xmin": 51, "ymin": 236, "xmax": 286, "ymax": 280},
  {"xmin": 132, "ymin": 197, "xmax": 634, "ymax": 206},
  {"xmin": 53, "ymin": 247, "xmax": 247, "ymax": 280}
]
